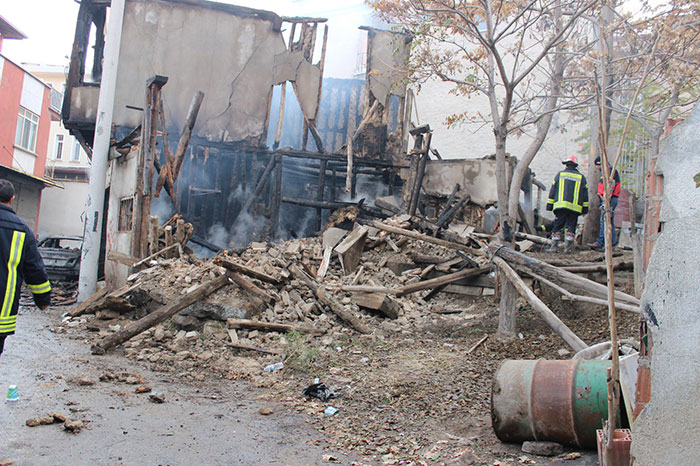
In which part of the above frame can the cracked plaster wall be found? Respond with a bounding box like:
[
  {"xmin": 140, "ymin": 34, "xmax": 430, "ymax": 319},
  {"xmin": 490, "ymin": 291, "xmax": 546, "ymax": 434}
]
[
  {"xmin": 112, "ymin": 0, "xmax": 289, "ymax": 143},
  {"xmin": 631, "ymin": 104, "xmax": 700, "ymax": 465}
]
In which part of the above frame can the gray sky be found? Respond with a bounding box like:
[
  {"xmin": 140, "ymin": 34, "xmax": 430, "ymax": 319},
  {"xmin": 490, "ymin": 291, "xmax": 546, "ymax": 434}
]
[{"xmin": 1, "ymin": 0, "xmax": 378, "ymax": 78}]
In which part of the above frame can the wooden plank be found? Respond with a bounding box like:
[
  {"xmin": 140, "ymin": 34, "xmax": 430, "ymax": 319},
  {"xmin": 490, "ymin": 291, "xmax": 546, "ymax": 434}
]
[
  {"xmin": 493, "ymin": 256, "xmax": 588, "ymax": 352},
  {"xmin": 334, "ymin": 225, "xmax": 369, "ymax": 274},
  {"xmin": 396, "ymin": 266, "xmax": 492, "ymax": 297},
  {"xmin": 371, "ymin": 220, "xmax": 482, "ymax": 255},
  {"xmin": 524, "ymin": 270, "xmax": 640, "ymax": 314},
  {"xmin": 132, "ymin": 243, "xmax": 180, "ymax": 269},
  {"xmin": 68, "ymin": 287, "xmax": 108, "ymax": 317},
  {"xmin": 226, "ymin": 318, "xmax": 324, "ymax": 336},
  {"xmin": 353, "ymin": 292, "xmax": 400, "ymax": 319},
  {"xmin": 107, "ymin": 251, "xmax": 137, "ymax": 267},
  {"xmin": 316, "ymin": 247, "xmax": 332, "ymax": 280},
  {"xmin": 91, "ymin": 274, "xmax": 231, "ymax": 354}
]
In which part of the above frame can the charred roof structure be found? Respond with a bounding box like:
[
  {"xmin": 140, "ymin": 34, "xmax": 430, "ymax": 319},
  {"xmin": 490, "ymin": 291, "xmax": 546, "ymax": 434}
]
[{"xmin": 63, "ymin": 0, "xmax": 538, "ymax": 289}]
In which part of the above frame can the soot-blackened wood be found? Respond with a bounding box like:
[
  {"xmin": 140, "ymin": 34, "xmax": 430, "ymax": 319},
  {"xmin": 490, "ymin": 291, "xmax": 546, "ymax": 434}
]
[
  {"xmin": 172, "ymin": 91, "xmax": 204, "ymax": 183},
  {"xmin": 316, "ymin": 159, "xmax": 327, "ymax": 232},
  {"xmin": 270, "ymin": 154, "xmax": 283, "ymax": 238},
  {"xmin": 396, "ymin": 266, "xmax": 492, "ymax": 297},
  {"xmin": 91, "ymin": 274, "xmax": 230, "ymax": 354},
  {"xmin": 214, "ymin": 257, "xmax": 281, "ymax": 285},
  {"xmin": 69, "ymin": 287, "xmax": 108, "ymax": 317}
]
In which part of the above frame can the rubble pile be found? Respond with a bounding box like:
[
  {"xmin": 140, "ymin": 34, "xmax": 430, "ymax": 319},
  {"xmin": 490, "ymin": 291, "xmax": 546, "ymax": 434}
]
[{"xmin": 59, "ymin": 214, "xmax": 640, "ymax": 463}]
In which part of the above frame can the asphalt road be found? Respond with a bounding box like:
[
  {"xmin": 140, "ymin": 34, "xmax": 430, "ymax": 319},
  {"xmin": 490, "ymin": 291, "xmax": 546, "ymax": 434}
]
[{"xmin": 0, "ymin": 305, "xmax": 351, "ymax": 466}]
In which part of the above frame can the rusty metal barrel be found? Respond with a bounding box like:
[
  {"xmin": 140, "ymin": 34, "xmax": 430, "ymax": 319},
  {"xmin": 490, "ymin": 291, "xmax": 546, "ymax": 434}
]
[{"xmin": 491, "ymin": 359, "xmax": 618, "ymax": 448}]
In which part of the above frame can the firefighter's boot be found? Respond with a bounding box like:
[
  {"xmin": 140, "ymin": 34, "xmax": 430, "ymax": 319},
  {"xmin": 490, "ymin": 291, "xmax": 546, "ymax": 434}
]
[
  {"xmin": 564, "ymin": 233, "xmax": 575, "ymax": 253},
  {"xmin": 548, "ymin": 236, "xmax": 561, "ymax": 252}
]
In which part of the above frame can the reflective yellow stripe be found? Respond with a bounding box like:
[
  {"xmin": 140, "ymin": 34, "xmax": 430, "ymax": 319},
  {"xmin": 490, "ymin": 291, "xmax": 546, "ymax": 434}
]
[
  {"xmin": 1, "ymin": 231, "xmax": 25, "ymax": 319},
  {"xmin": 0, "ymin": 315, "xmax": 17, "ymax": 333},
  {"xmin": 28, "ymin": 281, "xmax": 51, "ymax": 294},
  {"xmin": 557, "ymin": 175, "xmax": 565, "ymax": 206},
  {"xmin": 552, "ymin": 200, "xmax": 583, "ymax": 213}
]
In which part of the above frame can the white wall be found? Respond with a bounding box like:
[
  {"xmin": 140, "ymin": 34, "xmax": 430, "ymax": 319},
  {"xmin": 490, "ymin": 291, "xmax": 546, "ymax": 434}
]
[{"xmin": 37, "ymin": 180, "xmax": 89, "ymax": 239}]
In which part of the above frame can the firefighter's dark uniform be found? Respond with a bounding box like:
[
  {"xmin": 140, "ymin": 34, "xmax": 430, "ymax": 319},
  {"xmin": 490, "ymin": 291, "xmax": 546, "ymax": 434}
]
[
  {"xmin": 0, "ymin": 203, "xmax": 51, "ymax": 355},
  {"xmin": 546, "ymin": 165, "xmax": 588, "ymax": 249}
]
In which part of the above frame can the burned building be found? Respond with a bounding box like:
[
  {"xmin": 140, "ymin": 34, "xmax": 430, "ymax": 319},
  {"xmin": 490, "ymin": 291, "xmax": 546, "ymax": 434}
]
[{"xmin": 63, "ymin": 0, "xmax": 536, "ymax": 289}]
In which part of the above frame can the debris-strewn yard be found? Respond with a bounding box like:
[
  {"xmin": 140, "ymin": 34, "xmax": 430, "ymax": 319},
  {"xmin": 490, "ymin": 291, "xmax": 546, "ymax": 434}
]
[{"xmin": 55, "ymin": 215, "xmax": 639, "ymax": 465}]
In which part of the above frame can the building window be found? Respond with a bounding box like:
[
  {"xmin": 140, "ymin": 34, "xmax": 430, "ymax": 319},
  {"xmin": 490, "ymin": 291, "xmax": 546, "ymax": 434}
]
[
  {"xmin": 54, "ymin": 134, "xmax": 64, "ymax": 160},
  {"xmin": 71, "ymin": 139, "xmax": 81, "ymax": 162},
  {"xmin": 15, "ymin": 107, "xmax": 40, "ymax": 153},
  {"xmin": 118, "ymin": 197, "xmax": 134, "ymax": 232}
]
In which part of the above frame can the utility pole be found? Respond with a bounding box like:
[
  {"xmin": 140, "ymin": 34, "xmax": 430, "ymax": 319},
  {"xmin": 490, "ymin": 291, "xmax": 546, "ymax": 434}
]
[{"xmin": 78, "ymin": 0, "xmax": 126, "ymax": 301}]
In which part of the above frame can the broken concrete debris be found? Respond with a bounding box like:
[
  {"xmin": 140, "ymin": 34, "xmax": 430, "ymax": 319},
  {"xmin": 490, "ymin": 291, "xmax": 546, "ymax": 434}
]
[
  {"xmin": 59, "ymin": 203, "xmax": 638, "ymax": 463},
  {"xmin": 65, "ymin": 209, "xmax": 637, "ymax": 360}
]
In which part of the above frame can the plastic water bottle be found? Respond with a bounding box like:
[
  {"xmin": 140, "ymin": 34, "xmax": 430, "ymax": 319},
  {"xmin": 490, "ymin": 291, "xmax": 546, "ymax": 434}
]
[
  {"xmin": 263, "ymin": 362, "xmax": 284, "ymax": 372},
  {"xmin": 6, "ymin": 385, "xmax": 18, "ymax": 402}
]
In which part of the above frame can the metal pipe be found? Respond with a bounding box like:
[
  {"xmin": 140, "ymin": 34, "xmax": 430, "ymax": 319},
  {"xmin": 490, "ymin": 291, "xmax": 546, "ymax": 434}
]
[{"xmin": 78, "ymin": 0, "xmax": 126, "ymax": 301}]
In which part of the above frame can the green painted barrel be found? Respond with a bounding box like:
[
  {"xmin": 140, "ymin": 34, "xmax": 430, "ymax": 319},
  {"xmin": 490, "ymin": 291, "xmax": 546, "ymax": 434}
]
[{"xmin": 491, "ymin": 359, "xmax": 619, "ymax": 448}]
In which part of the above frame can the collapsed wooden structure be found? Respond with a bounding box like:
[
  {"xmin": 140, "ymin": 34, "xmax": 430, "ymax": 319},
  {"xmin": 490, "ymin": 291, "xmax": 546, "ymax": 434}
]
[{"xmin": 62, "ymin": 0, "xmax": 542, "ymax": 292}]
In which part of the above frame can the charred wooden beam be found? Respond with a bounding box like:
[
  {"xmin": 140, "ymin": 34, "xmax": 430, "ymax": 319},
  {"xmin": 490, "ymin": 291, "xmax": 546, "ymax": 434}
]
[
  {"xmin": 91, "ymin": 274, "xmax": 231, "ymax": 354},
  {"xmin": 289, "ymin": 263, "xmax": 370, "ymax": 334},
  {"xmin": 488, "ymin": 243, "xmax": 640, "ymax": 306}
]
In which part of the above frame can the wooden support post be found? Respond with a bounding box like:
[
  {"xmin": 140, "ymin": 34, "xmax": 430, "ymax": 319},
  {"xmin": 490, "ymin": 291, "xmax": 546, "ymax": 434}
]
[
  {"xmin": 133, "ymin": 81, "xmax": 162, "ymax": 258},
  {"xmin": 154, "ymin": 96, "xmax": 175, "ymax": 200},
  {"xmin": 316, "ymin": 159, "xmax": 327, "ymax": 232},
  {"xmin": 273, "ymin": 83, "xmax": 287, "ymax": 150},
  {"xmin": 493, "ymin": 256, "xmax": 588, "ymax": 351},
  {"xmin": 330, "ymin": 168, "xmax": 337, "ymax": 201},
  {"xmin": 164, "ymin": 226, "xmax": 174, "ymax": 258},
  {"xmin": 175, "ymin": 218, "xmax": 185, "ymax": 244},
  {"xmin": 408, "ymin": 132, "xmax": 431, "ymax": 216},
  {"xmin": 172, "ymin": 90, "xmax": 204, "ymax": 183},
  {"xmin": 91, "ymin": 274, "xmax": 230, "ymax": 354},
  {"xmin": 147, "ymin": 216, "xmax": 158, "ymax": 255},
  {"xmin": 270, "ymin": 154, "xmax": 283, "ymax": 238}
]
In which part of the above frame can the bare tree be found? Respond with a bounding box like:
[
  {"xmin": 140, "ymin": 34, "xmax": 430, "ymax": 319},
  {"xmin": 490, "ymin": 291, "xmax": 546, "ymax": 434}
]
[{"xmin": 370, "ymin": 0, "xmax": 595, "ymax": 334}]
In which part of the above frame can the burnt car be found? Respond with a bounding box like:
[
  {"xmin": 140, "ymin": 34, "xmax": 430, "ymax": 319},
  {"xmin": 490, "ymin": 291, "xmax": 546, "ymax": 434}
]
[{"xmin": 38, "ymin": 236, "xmax": 83, "ymax": 282}]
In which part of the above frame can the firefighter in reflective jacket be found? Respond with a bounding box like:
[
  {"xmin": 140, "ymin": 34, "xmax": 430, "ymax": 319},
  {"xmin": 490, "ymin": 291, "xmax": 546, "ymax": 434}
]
[
  {"xmin": 546, "ymin": 155, "xmax": 589, "ymax": 252},
  {"xmin": 0, "ymin": 180, "xmax": 51, "ymax": 356}
]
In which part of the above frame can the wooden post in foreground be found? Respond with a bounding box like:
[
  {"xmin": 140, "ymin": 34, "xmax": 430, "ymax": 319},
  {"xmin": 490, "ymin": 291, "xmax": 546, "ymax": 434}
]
[{"xmin": 493, "ymin": 257, "xmax": 588, "ymax": 352}]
